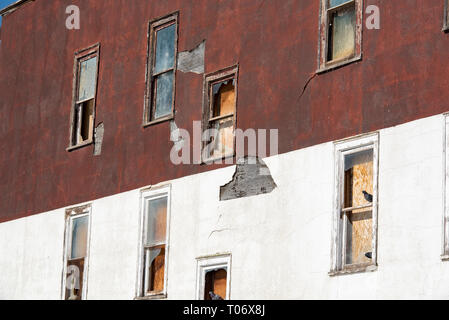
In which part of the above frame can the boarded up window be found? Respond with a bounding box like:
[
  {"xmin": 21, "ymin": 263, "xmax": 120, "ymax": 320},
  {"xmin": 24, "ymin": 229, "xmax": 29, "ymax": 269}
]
[
  {"xmin": 69, "ymin": 46, "xmax": 99, "ymax": 148},
  {"xmin": 343, "ymin": 149, "xmax": 373, "ymax": 266},
  {"xmin": 64, "ymin": 209, "xmax": 90, "ymax": 300},
  {"xmin": 203, "ymin": 67, "xmax": 238, "ymax": 162},
  {"xmin": 145, "ymin": 14, "xmax": 178, "ymax": 124},
  {"xmin": 204, "ymin": 268, "xmax": 227, "ymax": 300},
  {"xmin": 142, "ymin": 194, "xmax": 169, "ymax": 296},
  {"xmin": 332, "ymin": 135, "xmax": 378, "ymax": 274},
  {"xmin": 196, "ymin": 255, "xmax": 231, "ymax": 300}
]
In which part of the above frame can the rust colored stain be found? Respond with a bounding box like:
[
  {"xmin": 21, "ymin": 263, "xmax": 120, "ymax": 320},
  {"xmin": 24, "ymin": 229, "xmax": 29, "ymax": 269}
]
[{"xmin": 0, "ymin": 0, "xmax": 449, "ymax": 222}]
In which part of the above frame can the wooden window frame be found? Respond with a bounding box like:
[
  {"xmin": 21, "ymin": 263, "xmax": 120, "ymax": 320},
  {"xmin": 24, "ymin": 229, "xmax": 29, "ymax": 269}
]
[
  {"xmin": 61, "ymin": 204, "xmax": 92, "ymax": 300},
  {"xmin": 136, "ymin": 185, "xmax": 172, "ymax": 299},
  {"xmin": 330, "ymin": 133, "xmax": 379, "ymax": 276},
  {"xmin": 196, "ymin": 254, "xmax": 231, "ymax": 300},
  {"xmin": 318, "ymin": 0, "xmax": 363, "ymax": 73},
  {"xmin": 444, "ymin": 0, "xmax": 449, "ymax": 32},
  {"xmin": 67, "ymin": 43, "xmax": 100, "ymax": 151},
  {"xmin": 143, "ymin": 12, "xmax": 179, "ymax": 127},
  {"xmin": 202, "ymin": 65, "xmax": 239, "ymax": 164}
]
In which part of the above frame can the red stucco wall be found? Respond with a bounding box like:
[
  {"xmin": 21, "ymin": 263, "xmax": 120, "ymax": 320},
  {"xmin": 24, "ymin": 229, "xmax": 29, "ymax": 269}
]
[{"xmin": 1, "ymin": 0, "xmax": 448, "ymax": 222}]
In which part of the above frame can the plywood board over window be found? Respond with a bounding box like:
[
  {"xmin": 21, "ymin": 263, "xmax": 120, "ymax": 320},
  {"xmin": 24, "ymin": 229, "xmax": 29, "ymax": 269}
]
[
  {"xmin": 318, "ymin": 0, "xmax": 363, "ymax": 72},
  {"xmin": 331, "ymin": 133, "xmax": 379, "ymax": 276}
]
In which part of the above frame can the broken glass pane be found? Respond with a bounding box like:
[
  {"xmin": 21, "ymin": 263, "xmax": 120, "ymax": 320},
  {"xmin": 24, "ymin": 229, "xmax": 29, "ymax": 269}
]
[
  {"xmin": 146, "ymin": 196, "xmax": 168, "ymax": 246},
  {"xmin": 208, "ymin": 117, "xmax": 234, "ymax": 159},
  {"xmin": 78, "ymin": 57, "xmax": 97, "ymax": 101},
  {"xmin": 154, "ymin": 24, "xmax": 176, "ymax": 74},
  {"xmin": 204, "ymin": 268, "xmax": 227, "ymax": 300},
  {"xmin": 212, "ymin": 80, "xmax": 235, "ymax": 117},
  {"xmin": 329, "ymin": 6, "xmax": 355, "ymax": 61},
  {"xmin": 71, "ymin": 216, "xmax": 88, "ymax": 259},
  {"xmin": 154, "ymin": 71, "xmax": 174, "ymax": 119},
  {"xmin": 329, "ymin": 0, "xmax": 351, "ymax": 8},
  {"xmin": 65, "ymin": 257, "xmax": 84, "ymax": 300},
  {"xmin": 146, "ymin": 246, "xmax": 165, "ymax": 293}
]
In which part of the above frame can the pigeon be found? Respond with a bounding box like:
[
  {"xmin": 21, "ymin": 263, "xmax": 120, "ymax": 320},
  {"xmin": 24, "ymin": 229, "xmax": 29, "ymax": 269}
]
[
  {"xmin": 362, "ymin": 191, "xmax": 373, "ymax": 203},
  {"xmin": 209, "ymin": 291, "xmax": 223, "ymax": 300},
  {"xmin": 365, "ymin": 252, "xmax": 372, "ymax": 259}
]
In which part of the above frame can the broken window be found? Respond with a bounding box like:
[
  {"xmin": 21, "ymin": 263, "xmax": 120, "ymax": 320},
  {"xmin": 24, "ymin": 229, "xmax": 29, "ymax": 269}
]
[
  {"xmin": 138, "ymin": 187, "xmax": 171, "ymax": 298},
  {"xmin": 331, "ymin": 134, "xmax": 379, "ymax": 274},
  {"xmin": 318, "ymin": 0, "xmax": 362, "ymax": 70},
  {"xmin": 63, "ymin": 206, "xmax": 91, "ymax": 300},
  {"xmin": 204, "ymin": 269, "xmax": 227, "ymax": 300},
  {"xmin": 196, "ymin": 254, "xmax": 231, "ymax": 300},
  {"xmin": 202, "ymin": 66, "xmax": 238, "ymax": 162},
  {"xmin": 145, "ymin": 13, "xmax": 178, "ymax": 125},
  {"xmin": 68, "ymin": 44, "xmax": 99, "ymax": 149}
]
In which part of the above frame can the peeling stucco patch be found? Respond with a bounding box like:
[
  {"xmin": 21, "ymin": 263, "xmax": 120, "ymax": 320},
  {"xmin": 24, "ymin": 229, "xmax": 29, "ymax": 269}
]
[
  {"xmin": 93, "ymin": 123, "xmax": 104, "ymax": 156},
  {"xmin": 177, "ymin": 40, "xmax": 205, "ymax": 74},
  {"xmin": 220, "ymin": 157, "xmax": 277, "ymax": 201}
]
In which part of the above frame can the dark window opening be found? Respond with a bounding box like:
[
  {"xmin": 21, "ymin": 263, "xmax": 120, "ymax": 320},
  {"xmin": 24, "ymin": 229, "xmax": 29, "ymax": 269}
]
[{"xmin": 204, "ymin": 268, "xmax": 227, "ymax": 300}]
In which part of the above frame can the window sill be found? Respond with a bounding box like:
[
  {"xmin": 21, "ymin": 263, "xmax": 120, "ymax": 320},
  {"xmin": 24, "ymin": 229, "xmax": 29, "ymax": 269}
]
[
  {"xmin": 143, "ymin": 115, "xmax": 174, "ymax": 128},
  {"xmin": 441, "ymin": 254, "xmax": 449, "ymax": 261},
  {"xmin": 317, "ymin": 55, "xmax": 362, "ymax": 74},
  {"xmin": 134, "ymin": 294, "xmax": 167, "ymax": 300},
  {"xmin": 329, "ymin": 264, "xmax": 377, "ymax": 277},
  {"xmin": 67, "ymin": 140, "xmax": 93, "ymax": 152},
  {"xmin": 202, "ymin": 153, "xmax": 235, "ymax": 165}
]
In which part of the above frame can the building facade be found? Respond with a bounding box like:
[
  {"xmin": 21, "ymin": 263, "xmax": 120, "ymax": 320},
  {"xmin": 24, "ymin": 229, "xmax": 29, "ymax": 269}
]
[{"xmin": 1, "ymin": 0, "xmax": 449, "ymax": 299}]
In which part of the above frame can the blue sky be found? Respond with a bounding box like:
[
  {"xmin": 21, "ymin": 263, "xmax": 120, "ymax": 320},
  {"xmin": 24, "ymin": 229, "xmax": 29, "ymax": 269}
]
[{"xmin": 0, "ymin": 0, "xmax": 17, "ymax": 27}]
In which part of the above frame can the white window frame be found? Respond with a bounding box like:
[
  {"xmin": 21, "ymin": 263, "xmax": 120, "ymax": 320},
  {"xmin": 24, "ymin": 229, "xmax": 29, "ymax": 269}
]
[
  {"xmin": 331, "ymin": 133, "xmax": 379, "ymax": 275},
  {"xmin": 136, "ymin": 185, "xmax": 172, "ymax": 299},
  {"xmin": 442, "ymin": 116, "xmax": 449, "ymax": 260},
  {"xmin": 196, "ymin": 254, "xmax": 231, "ymax": 300},
  {"xmin": 61, "ymin": 205, "xmax": 92, "ymax": 300}
]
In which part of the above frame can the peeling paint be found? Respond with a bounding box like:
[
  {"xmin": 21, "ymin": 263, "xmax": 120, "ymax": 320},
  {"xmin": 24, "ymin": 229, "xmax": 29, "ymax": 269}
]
[
  {"xmin": 220, "ymin": 157, "xmax": 277, "ymax": 201},
  {"xmin": 177, "ymin": 40, "xmax": 205, "ymax": 74},
  {"xmin": 93, "ymin": 123, "xmax": 104, "ymax": 156}
]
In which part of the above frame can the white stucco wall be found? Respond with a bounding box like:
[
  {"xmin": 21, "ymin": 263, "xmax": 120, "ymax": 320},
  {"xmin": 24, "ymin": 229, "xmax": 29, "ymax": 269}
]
[{"xmin": 1, "ymin": 113, "xmax": 449, "ymax": 300}]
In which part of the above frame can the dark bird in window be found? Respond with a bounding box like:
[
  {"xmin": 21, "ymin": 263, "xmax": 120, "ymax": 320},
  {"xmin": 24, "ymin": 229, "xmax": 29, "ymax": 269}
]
[
  {"xmin": 365, "ymin": 252, "xmax": 372, "ymax": 259},
  {"xmin": 362, "ymin": 191, "xmax": 373, "ymax": 203},
  {"xmin": 209, "ymin": 291, "xmax": 223, "ymax": 300}
]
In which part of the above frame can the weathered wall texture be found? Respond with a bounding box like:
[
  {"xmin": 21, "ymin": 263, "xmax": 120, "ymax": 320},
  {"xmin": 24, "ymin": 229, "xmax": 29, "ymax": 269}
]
[
  {"xmin": 1, "ymin": 0, "xmax": 449, "ymax": 222},
  {"xmin": 0, "ymin": 114, "xmax": 447, "ymax": 299}
]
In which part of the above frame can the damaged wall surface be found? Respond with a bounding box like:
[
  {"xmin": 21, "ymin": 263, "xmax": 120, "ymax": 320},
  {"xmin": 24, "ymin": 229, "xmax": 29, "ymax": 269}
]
[
  {"xmin": 1, "ymin": 0, "xmax": 449, "ymax": 222},
  {"xmin": 0, "ymin": 114, "xmax": 448, "ymax": 299},
  {"xmin": 220, "ymin": 157, "xmax": 276, "ymax": 201}
]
